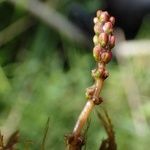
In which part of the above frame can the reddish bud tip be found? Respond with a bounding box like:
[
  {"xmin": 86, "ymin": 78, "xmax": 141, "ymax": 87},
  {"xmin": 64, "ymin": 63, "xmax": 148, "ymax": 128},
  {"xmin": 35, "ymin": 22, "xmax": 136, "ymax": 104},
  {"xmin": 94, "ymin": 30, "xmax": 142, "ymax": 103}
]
[
  {"xmin": 100, "ymin": 51, "xmax": 112, "ymax": 64},
  {"xmin": 109, "ymin": 16, "xmax": 115, "ymax": 26},
  {"xmin": 109, "ymin": 35, "xmax": 115, "ymax": 48},
  {"xmin": 99, "ymin": 33, "xmax": 108, "ymax": 47},
  {"xmin": 100, "ymin": 11, "xmax": 109, "ymax": 23},
  {"xmin": 103, "ymin": 22, "xmax": 113, "ymax": 34},
  {"xmin": 93, "ymin": 45, "xmax": 102, "ymax": 61}
]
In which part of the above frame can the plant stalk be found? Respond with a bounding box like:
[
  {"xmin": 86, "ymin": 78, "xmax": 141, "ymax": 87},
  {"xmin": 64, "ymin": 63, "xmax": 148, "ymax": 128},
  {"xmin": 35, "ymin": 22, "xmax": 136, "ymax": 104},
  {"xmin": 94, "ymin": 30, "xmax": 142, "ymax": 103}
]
[{"xmin": 73, "ymin": 78, "xmax": 104, "ymax": 137}]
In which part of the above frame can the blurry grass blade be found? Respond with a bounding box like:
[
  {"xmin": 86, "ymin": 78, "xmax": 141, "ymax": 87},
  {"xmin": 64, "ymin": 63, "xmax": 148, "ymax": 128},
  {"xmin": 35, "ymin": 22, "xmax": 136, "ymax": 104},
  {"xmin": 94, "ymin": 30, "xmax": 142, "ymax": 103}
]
[
  {"xmin": 0, "ymin": 66, "xmax": 11, "ymax": 94},
  {"xmin": 0, "ymin": 132, "xmax": 4, "ymax": 149},
  {"xmin": 83, "ymin": 118, "xmax": 91, "ymax": 150},
  {"xmin": 8, "ymin": 0, "xmax": 89, "ymax": 45},
  {"xmin": 0, "ymin": 16, "xmax": 34, "ymax": 46},
  {"xmin": 5, "ymin": 130, "xmax": 19, "ymax": 149},
  {"xmin": 0, "ymin": 0, "xmax": 5, "ymax": 3},
  {"xmin": 97, "ymin": 110, "xmax": 117, "ymax": 150},
  {"xmin": 41, "ymin": 117, "xmax": 50, "ymax": 150},
  {"xmin": 115, "ymin": 41, "xmax": 149, "ymax": 136},
  {"xmin": 115, "ymin": 40, "xmax": 150, "ymax": 58}
]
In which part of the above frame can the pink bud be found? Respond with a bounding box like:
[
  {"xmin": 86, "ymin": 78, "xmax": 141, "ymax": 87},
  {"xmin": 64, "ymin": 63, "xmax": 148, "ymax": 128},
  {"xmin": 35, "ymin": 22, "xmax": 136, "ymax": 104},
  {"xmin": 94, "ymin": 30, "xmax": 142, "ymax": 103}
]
[
  {"xmin": 100, "ymin": 11, "xmax": 109, "ymax": 23},
  {"xmin": 94, "ymin": 23, "xmax": 100, "ymax": 34},
  {"xmin": 93, "ymin": 35, "xmax": 99, "ymax": 45},
  {"xmin": 103, "ymin": 22, "xmax": 113, "ymax": 34},
  {"xmin": 109, "ymin": 35, "xmax": 115, "ymax": 48},
  {"xmin": 99, "ymin": 33, "xmax": 108, "ymax": 47},
  {"xmin": 96, "ymin": 10, "xmax": 102, "ymax": 17},
  {"xmin": 93, "ymin": 45, "xmax": 102, "ymax": 61},
  {"xmin": 100, "ymin": 51, "xmax": 112, "ymax": 64},
  {"xmin": 93, "ymin": 17, "xmax": 99, "ymax": 24},
  {"xmin": 109, "ymin": 16, "xmax": 115, "ymax": 26}
]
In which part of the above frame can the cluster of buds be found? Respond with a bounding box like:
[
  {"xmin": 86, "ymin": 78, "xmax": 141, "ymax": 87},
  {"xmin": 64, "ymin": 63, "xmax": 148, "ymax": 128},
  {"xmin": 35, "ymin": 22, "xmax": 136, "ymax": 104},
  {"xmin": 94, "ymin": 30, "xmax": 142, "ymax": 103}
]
[
  {"xmin": 93, "ymin": 10, "xmax": 115, "ymax": 64},
  {"xmin": 85, "ymin": 10, "xmax": 115, "ymax": 103},
  {"xmin": 67, "ymin": 10, "xmax": 116, "ymax": 150}
]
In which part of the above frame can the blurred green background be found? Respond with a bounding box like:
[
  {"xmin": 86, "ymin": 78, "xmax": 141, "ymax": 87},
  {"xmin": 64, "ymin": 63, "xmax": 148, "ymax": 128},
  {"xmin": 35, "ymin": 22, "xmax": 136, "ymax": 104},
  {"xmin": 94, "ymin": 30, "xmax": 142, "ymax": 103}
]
[{"xmin": 0, "ymin": 0, "xmax": 150, "ymax": 149}]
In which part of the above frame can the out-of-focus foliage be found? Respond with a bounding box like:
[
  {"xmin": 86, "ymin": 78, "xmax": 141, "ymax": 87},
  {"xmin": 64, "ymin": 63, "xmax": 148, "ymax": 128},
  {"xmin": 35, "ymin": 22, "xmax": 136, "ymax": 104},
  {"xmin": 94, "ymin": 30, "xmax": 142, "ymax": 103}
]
[{"xmin": 0, "ymin": 0, "xmax": 150, "ymax": 150}]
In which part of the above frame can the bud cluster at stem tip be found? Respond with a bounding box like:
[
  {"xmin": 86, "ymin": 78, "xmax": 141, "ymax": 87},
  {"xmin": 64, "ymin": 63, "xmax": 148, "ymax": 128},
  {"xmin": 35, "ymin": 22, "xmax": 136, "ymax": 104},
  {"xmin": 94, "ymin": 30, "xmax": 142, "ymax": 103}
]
[{"xmin": 93, "ymin": 10, "xmax": 115, "ymax": 63}]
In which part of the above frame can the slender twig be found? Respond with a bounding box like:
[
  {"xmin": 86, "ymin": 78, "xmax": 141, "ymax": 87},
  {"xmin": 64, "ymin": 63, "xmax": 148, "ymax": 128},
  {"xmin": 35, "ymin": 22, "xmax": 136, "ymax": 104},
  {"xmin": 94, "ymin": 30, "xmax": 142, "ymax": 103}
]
[{"xmin": 67, "ymin": 10, "xmax": 116, "ymax": 150}]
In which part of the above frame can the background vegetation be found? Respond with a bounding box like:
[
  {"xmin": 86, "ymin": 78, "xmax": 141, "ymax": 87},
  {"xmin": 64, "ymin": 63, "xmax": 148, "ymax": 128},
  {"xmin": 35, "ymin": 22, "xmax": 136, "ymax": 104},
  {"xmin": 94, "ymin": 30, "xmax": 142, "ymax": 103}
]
[{"xmin": 0, "ymin": 0, "xmax": 150, "ymax": 149}]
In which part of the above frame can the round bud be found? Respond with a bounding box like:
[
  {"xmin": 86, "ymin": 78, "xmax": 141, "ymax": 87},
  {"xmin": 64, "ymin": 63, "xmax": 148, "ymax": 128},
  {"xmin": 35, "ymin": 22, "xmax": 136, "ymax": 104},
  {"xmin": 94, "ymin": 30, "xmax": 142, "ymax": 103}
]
[
  {"xmin": 100, "ymin": 51, "xmax": 112, "ymax": 64},
  {"xmin": 100, "ymin": 11, "xmax": 109, "ymax": 23},
  {"xmin": 93, "ymin": 45, "xmax": 102, "ymax": 61},
  {"xmin": 103, "ymin": 22, "xmax": 113, "ymax": 34},
  {"xmin": 94, "ymin": 23, "xmax": 100, "ymax": 34},
  {"xmin": 109, "ymin": 16, "xmax": 115, "ymax": 26},
  {"xmin": 93, "ymin": 35, "xmax": 99, "ymax": 45},
  {"xmin": 93, "ymin": 17, "xmax": 99, "ymax": 24},
  {"xmin": 99, "ymin": 32, "xmax": 108, "ymax": 47},
  {"xmin": 96, "ymin": 10, "xmax": 102, "ymax": 17},
  {"xmin": 109, "ymin": 35, "xmax": 115, "ymax": 48}
]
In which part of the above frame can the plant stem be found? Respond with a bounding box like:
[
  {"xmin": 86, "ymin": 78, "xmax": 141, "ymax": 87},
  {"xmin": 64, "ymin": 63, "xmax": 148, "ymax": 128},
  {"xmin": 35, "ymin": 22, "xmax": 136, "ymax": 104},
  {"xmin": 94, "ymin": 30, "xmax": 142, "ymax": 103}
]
[
  {"xmin": 73, "ymin": 78, "xmax": 104, "ymax": 137},
  {"xmin": 66, "ymin": 10, "xmax": 115, "ymax": 150}
]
